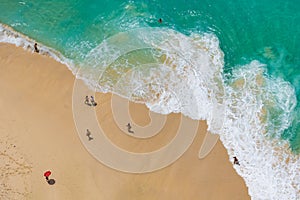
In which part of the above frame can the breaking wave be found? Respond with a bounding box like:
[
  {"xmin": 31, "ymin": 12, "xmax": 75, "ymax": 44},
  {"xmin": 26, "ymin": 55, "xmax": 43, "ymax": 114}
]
[
  {"xmin": 1, "ymin": 24, "xmax": 299, "ymax": 199},
  {"xmin": 79, "ymin": 27, "xmax": 300, "ymax": 199}
]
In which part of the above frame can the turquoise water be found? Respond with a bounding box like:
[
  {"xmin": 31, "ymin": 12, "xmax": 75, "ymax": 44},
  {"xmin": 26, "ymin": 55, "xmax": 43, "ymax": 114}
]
[
  {"xmin": 0, "ymin": 0, "xmax": 299, "ymax": 152},
  {"xmin": 1, "ymin": 1, "xmax": 300, "ymax": 198}
]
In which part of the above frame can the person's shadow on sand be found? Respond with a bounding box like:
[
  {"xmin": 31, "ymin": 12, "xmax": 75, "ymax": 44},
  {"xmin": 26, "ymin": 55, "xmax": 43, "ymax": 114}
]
[
  {"xmin": 47, "ymin": 179, "xmax": 56, "ymax": 185},
  {"xmin": 45, "ymin": 176, "xmax": 56, "ymax": 185}
]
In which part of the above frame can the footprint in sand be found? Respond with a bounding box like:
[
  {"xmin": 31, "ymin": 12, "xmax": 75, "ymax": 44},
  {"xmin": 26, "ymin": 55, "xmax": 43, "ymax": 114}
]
[{"xmin": 0, "ymin": 136, "xmax": 32, "ymax": 200}]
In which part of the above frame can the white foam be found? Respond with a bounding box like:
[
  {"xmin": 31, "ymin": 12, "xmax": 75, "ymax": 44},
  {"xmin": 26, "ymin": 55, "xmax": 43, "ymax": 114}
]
[
  {"xmin": 83, "ymin": 28, "xmax": 300, "ymax": 199},
  {"xmin": 82, "ymin": 28, "xmax": 225, "ymax": 123},
  {"xmin": 2, "ymin": 24, "xmax": 299, "ymax": 199},
  {"xmin": 221, "ymin": 61, "xmax": 299, "ymax": 199}
]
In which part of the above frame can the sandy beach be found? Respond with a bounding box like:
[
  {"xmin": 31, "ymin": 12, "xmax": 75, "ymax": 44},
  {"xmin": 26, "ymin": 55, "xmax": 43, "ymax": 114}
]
[{"xmin": 0, "ymin": 43, "xmax": 250, "ymax": 199}]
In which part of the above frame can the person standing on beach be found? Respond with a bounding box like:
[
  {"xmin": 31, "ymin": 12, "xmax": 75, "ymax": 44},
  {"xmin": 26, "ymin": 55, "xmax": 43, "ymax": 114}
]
[
  {"xmin": 90, "ymin": 96, "xmax": 97, "ymax": 106},
  {"xmin": 85, "ymin": 96, "xmax": 89, "ymax": 105},
  {"xmin": 90, "ymin": 96, "xmax": 95, "ymax": 104},
  {"xmin": 34, "ymin": 43, "xmax": 39, "ymax": 53},
  {"xmin": 127, "ymin": 123, "xmax": 131, "ymax": 129}
]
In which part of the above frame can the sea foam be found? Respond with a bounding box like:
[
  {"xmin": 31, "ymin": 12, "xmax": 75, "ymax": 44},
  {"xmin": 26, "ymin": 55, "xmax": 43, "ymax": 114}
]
[
  {"xmin": 1, "ymin": 24, "xmax": 299, "ymax": 199},
  {"xmin": 82, "ymin": 27, "xmax": 299, "ymax": 199},
  {"xmin": 221, "ymin": 61, "xmax": 299, "ymax": 199}
]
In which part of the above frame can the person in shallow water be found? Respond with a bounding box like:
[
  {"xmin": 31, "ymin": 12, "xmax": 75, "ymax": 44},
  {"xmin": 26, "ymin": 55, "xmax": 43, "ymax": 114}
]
[
  {"xmin": 158, "ymin": 18, "xmax": 162, "ymax": 23},
  {"xmin": 233, "ymin": 156, "xmax": 240, "ymax": 165}
]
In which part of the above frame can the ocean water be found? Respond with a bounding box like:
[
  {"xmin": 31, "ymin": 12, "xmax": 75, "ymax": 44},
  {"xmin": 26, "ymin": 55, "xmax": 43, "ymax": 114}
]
[{"xmin": 0, "ymin": 0, "xmax": 299, "ymax": 199}]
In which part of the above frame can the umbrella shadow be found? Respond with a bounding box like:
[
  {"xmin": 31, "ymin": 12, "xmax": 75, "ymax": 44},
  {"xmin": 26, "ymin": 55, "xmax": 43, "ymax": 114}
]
[{"xmin": 47, "ymin": 179, "xmax": 56, "ymax": 185}]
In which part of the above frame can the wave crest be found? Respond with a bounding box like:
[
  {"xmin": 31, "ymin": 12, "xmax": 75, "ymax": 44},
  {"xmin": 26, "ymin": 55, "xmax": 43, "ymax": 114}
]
[
  {"xmin": 222, "ymin": 61, "xmax": 299, "ymax": 199},
  {"xmin": 1, "ymin": 24, "xmax": 299, "ymax": 199},
  {"xmin": 80, "ymin": 28, "xmax": 300, "ymax": 199}
]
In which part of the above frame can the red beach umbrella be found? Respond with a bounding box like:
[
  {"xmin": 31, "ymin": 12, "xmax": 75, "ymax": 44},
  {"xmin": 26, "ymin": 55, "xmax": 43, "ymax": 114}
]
[{"xmin": 44, "ymin": 170, "xmax": 51, "ymax": 178}]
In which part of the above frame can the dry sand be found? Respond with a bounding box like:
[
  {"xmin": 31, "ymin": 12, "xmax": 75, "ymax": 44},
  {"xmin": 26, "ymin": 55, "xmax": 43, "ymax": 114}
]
[{"xmin": 0, "ymin": 43, "xmax": 250, "ymax": 199}]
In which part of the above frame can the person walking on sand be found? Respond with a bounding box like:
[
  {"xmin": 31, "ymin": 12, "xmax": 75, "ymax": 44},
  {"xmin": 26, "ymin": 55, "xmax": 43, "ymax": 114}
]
[
  {"xmin": 34, "ymin": 43, "xmax": 39, "ymax": 53},
  {"xmin": 233, "ymin": 156, "xmax": 240, "ymax": 165},
  {"xmin": 90, "ymin": 96, "xmax": 97, "ymax": 106},
  {"xmin": 127, "ymin": 123, "xmax": 134, "ymax": 134},
  {"xmin": 86, "ymin": 129, "xmax": 93, "ymax": 141}
]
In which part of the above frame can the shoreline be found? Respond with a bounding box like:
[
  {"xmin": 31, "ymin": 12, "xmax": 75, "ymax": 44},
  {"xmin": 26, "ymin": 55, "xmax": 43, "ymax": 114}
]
[
  {"xmin": 0, "ymin": 43, "xmax": 250, "ymax": 199},
  {"xmin": 0, "ymin": 23, "xmax": 75, "ymax": 74}
]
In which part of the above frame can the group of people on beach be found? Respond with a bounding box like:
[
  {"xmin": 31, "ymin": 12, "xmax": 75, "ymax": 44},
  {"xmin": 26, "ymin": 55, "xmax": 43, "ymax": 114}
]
[
  {"xmin": 85, "ymin": 123, "xmax": 134, "ymax": 141},
  {"xmin": 84, "ymin": 96, "xmax": 96, "ymax": 141},
  {"xmin": 85, "ymin": 95, "xmax": 97, "ymax": 106},
  {"xmin": 83, "ymin": 95, "xmax": 134, "ymax": 141}
]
